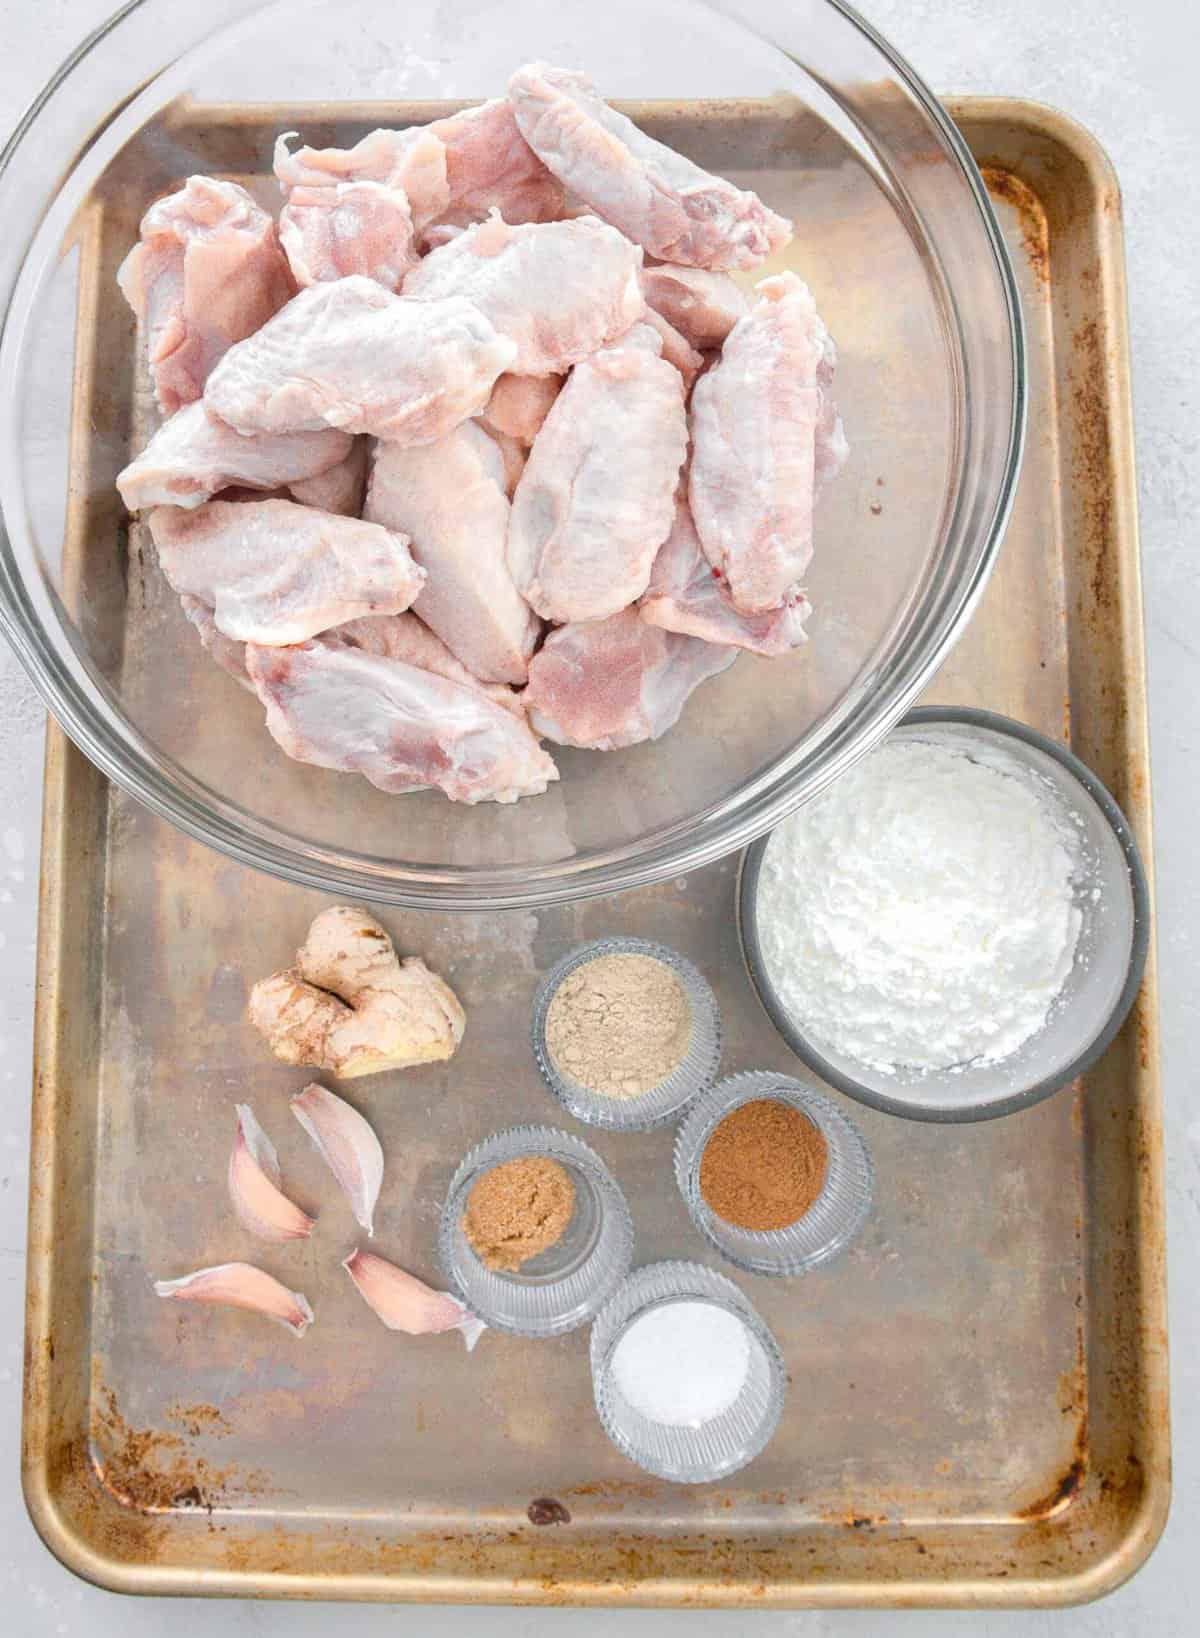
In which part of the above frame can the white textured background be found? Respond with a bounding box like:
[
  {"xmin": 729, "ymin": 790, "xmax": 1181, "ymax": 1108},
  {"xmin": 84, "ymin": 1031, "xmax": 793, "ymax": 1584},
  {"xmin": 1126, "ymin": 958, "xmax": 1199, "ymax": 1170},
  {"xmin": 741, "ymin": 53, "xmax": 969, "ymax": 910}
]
[{"xmin": 1, "ymin": 0, "xmax": 1196, "ymax": 1631}]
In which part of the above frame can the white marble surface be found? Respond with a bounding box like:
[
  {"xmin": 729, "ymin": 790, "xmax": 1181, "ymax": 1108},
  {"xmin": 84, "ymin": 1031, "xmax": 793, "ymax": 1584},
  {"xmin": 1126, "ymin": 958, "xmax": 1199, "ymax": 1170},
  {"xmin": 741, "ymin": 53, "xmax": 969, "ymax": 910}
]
[{"xmin": 0, "ymin": 0, "xmax": 1196, "ymax": 1630}]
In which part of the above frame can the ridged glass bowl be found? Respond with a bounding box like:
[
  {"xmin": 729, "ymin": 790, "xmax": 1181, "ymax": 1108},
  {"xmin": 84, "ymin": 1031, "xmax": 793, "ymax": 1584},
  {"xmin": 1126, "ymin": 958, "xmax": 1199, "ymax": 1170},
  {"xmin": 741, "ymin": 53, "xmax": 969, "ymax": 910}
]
[
  {"xmin": 590, "ymin": 1261, "xmax": 786, "ymax": 1482},
  {"xmin": 0, "ymin": 0, "xmax": 1023, "ymax": 907},
  {"xmin": 674, "ymin": 1072, "xmax": 873, "ymax": 1276},
  {"xmin": 438, "ymin": 1124, "xmax": 635, "ymax": 1337},
  {"xmin": 531, "ymin": 936, "xmax": 721, "ymax": 1131}
]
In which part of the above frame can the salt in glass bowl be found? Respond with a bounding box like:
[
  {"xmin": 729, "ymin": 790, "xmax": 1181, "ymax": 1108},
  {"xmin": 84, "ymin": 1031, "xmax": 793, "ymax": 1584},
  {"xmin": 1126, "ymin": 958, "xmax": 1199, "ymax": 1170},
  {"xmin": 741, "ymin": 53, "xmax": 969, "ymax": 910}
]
[
  {"xmin": 531, "ymin": 936, "xmax": 721, "ymax": 1132},
  {"xmin": 0, "ymin": 0, "xmax": 1024, "ymax": 908},
  {"xmin": 590, "ymin": 1260, "xmax": 786, "ymax": 1483},
  {"xmin": 438, "ymin": 1124, "xmax": 634, "ymax": 1337},
  {"xmin": 674, "ymin": 1072, "xmax": 873, "ymax": 1277},
  {"xmin": 738, "ymin": 707, "xmax": 1151, "ymax": 1122}
]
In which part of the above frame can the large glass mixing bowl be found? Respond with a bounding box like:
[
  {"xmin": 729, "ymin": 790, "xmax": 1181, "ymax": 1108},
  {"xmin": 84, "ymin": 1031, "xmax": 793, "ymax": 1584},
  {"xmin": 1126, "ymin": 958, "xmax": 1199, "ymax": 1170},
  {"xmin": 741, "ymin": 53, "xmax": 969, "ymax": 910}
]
[{"xmin": 0, "ymin": 0, "xmax": 1024, "ymax": 908}]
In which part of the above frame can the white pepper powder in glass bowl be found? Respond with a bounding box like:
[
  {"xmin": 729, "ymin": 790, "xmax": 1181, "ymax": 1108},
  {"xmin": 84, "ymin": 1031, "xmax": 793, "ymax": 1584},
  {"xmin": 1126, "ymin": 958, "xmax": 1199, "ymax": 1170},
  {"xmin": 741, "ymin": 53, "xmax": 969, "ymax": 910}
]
[{"xmin": 531, "ymin": 936, "xmax": 720, "ymax": 1131}]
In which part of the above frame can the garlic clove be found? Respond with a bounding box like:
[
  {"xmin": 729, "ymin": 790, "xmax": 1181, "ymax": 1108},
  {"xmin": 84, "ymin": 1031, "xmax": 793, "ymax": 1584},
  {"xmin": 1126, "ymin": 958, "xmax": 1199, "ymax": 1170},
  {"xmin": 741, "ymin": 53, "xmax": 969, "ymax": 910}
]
[
  {"xmin": 342, "ymin": 1248, "xmax": 485, "ymax": 1351},
  {"xmin": 228, "ymin": 1103, "xmax": 315, "ymax": 1242},
  {"xmin": 290, "ymin": 1081, "xmax": 384, "ymax": 1236},
  {"xmin": 154, "ymin": 1262, "xmax": 314, "ymax": 1336}
]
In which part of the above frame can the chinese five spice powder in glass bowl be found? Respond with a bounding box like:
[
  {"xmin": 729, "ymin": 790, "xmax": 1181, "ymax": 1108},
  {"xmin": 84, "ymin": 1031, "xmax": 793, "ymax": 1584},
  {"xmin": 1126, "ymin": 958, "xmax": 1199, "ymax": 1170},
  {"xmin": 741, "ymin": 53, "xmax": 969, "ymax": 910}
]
[
  {"xmin": 531, "ymin": 937, "xmax": 721, "ymax": 1131},
  {"xmin": 675, "ymin": 1073, "xmax": 874, "ymax": 1277},
  {"xmin": 698, "ymin": 1098, "xmax": 828, "ymax": 1231}
]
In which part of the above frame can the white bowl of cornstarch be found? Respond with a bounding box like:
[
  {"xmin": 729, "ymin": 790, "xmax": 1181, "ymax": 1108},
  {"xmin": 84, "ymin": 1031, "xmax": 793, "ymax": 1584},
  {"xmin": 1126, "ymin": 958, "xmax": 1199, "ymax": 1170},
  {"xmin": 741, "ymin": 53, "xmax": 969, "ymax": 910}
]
[{"xmin": 738, "ymin": 708, "xmax": 1149, "ymax": 1122}]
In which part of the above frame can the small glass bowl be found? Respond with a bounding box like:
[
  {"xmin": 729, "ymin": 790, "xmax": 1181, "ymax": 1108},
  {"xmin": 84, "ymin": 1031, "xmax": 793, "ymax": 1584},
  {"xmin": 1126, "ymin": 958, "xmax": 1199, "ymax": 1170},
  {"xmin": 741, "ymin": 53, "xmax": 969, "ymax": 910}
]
[
  {"xmin": 531, "ymin": 937, "xmax": 721, "ymax": 1132},
  {"xmin": 590, "ymin": 1261, "xmax": 786, "ymax": 1483},
  {"xmin": 674, "ymin": 1073, "xmax": 873, "ymax": 1277},
  {"xmin": 738, "ymin": 708, "xmax": 1152, "ymax": 1122},
  {"xmin": 438, "ymin": 1124, "xmax": 634, "ymax": 1337}
]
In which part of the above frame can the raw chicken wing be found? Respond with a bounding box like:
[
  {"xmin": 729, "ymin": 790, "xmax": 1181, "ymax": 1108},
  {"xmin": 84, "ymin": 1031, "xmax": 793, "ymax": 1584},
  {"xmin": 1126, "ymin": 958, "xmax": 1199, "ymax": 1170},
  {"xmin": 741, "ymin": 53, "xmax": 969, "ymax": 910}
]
[
  {"xmin": 180, "ymin": 595, "xmax": 252, "ymax": 690},
  {"xmin": 640, "ymin": 493, "xmax": 811, "ymax": 655},
  {"xmin": 204, "ymin": 276, "xmax": 515, "ymax": 443},
  {"xmin": 274, "ymin": 127, "xmax": 449, "ymax": 233},
  {"xmin": 365, "ymin": 423, "xmax": 540, "ymax": 684},
  {"xmin": 815, "ymin": 326, "xmax": 849, "ymax": 493},
  {"xmin": 424, "ymin": 97, "xmax": 565, "ymax": 245},
  {"xmin": 507, "ymin": 324, "xmax": 687, "ymax": 623},
  {"xmin": 117, "ymin": 401, "xmax": 353, "ymax": 512},
  {"xmin": 476, "ymin": 423, "xmax": 526, "ymax": 496},
  {"xmin": 324, "ymin": 613, "xmax": 523, "ymax": 715},
  {"xmin": 288, "ymin": 438, "xmax": 368, "ymax": 515},
  {"xmin": 404, "ymin": 213, "xmax": 643, "ymax": 376},
  {"xmin": 118, "ymin": 177, "xmax": 295, "ymax": 415},
  {"xmin": 643, "ymin": 308, "xmax": 703, "ymax": 392},
  {"xmin": 149, "ymin": 498, "xmax": 424, "ymax": 644},
  {"xmin": 524, "ymin": 608, "xmax": 734, "ymax": 750},
  {"xmin": 641, "ymin": 264, "xmax": 749, "ymax": 349},
  {"xmin": 279, "ymin": 182, "xmax": 418, "ymax": 290},
  {"xmin": 480, "ymin": 372, "xmax": 561, "ymax": 446},
  {"xmin": 689, "ymin": 273, "xmax": 831, "ymax": 613},
  {"xmin": 245, "ymin": 640, "xmax": 558, "ymax": 804},
  {"xmin": 509, "ymin": 63, "xmax": 792, "ymax": 271}
]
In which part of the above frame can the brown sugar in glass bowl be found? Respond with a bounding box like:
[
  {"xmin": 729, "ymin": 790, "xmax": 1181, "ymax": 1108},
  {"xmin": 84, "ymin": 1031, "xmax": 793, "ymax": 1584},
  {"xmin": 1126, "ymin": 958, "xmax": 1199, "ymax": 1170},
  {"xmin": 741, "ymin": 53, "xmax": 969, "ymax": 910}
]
[
  {"xmin": 699, "ymin": 1098, "xmax": 828, "ymax": 1231},
  {"xmin": 463, "ymin": 1155, "xmax": 575, "ymax": 1273}
]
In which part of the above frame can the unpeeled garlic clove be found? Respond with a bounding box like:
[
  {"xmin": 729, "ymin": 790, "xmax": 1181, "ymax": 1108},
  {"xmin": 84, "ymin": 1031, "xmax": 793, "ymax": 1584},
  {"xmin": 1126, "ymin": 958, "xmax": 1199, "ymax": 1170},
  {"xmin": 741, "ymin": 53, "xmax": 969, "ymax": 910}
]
[
  {"xmin": 228, "ymin": 1103, "xmax": 315, "ymax": 1242},
  {"xmin": 290, "ymin": 1082, "xmax": 383, "ymax": 1236},
  {"xmin": 343, "ymin": 1248, "xmax": 485, "ymax": 1351},
  {"xmin": 154, "ymin": 1262, "xmax": 314, "ymax": 1336}
]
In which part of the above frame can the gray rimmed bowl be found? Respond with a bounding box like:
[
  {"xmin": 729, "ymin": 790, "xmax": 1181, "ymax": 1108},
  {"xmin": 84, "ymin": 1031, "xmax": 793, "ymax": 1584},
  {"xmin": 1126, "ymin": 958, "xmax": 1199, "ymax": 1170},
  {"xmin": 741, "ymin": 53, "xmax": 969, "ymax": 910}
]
[{"xmin": 738, "ymin": 707, "xmax": 1150, "ymax": 1122}]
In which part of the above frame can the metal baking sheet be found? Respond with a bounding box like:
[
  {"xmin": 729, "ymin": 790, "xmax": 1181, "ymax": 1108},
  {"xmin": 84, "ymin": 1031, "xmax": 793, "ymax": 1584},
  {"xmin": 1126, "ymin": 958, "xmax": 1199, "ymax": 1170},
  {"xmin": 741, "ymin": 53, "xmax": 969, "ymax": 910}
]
[{"xmin": 21, "ymin": 98, "xmax": 1168, "ymax": 1607}]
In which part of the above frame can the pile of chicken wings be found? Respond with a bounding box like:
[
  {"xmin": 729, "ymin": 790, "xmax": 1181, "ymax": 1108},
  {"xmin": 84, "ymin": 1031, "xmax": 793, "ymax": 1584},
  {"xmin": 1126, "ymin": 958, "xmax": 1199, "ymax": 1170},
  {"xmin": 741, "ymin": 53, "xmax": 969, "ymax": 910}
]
[{"xmin": 117, "ymin": 62, "xmax": 845, "ymax": 805}]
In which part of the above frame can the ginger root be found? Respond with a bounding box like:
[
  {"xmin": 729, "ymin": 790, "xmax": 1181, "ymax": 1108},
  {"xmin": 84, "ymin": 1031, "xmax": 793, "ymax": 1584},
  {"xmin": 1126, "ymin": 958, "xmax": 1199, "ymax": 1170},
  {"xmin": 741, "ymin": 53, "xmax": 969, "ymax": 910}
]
[{"xmin": 249, "ymin": 905, "xmax": 465, "ymax": 1077}]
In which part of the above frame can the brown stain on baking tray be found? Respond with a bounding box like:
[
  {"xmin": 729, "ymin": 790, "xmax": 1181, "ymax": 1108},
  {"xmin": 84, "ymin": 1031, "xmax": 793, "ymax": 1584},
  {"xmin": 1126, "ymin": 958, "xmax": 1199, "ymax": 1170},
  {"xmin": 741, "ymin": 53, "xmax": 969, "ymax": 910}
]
[
  {"xmin": 90, "ymin": 1384, "xmax": 266, "ymax": 1517},
  {"xmin": 981, "ymin": 165, "xmax": 1050, "ymax": 286}
]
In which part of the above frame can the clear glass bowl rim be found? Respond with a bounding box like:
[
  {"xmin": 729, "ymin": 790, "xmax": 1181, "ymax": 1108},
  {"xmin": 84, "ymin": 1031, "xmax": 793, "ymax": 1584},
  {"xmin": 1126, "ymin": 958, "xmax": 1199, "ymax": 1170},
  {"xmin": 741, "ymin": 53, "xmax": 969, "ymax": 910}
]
[
  {"xmin": 737, "ymin": 705, "xmax": 1152, "ymax": 1123},
  {"xmin": 0, "ymin": 0, "xmax": 1027, "ymax": 910}
]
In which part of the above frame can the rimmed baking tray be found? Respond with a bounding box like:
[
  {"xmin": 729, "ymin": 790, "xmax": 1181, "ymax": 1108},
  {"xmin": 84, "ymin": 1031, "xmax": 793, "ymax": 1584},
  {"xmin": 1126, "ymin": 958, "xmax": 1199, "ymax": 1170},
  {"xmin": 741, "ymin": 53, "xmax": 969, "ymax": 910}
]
[{"xmin": 21, "ymin": 97, "xmax": 1168, "ymax": 1606}]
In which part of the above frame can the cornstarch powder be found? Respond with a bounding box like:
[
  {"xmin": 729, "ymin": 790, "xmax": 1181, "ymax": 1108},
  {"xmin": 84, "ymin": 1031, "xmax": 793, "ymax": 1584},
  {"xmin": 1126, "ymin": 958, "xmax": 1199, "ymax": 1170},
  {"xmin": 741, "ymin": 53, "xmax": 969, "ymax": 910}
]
[{"xmin": 756, "ymin": 738, "xmax": 1084, "ymax": 1072}]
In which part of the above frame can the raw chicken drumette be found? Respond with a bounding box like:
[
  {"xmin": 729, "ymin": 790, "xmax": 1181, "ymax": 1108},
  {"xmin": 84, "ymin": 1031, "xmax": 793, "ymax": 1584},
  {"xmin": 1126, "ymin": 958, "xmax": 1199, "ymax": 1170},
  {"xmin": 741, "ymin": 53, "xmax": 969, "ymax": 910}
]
[
  {"xmin": 118, "ymin": 176, "xmax": 295, "ymax": 415},
  {"xmin": 524, "ymin": 607, "xmax": 735, "ymax": 751},
  {"xmin": 274, "ymin": 127, "xmax": 450, "ymax": 233},
  {"xmin": 365, "ymin": 423, "xmax": 541, "ymax": 685},
  {"xmin": 424, "ymin": 97, "xmax": 565, "ymax": 244},
  {"xmin": 279, "ymin": 182, "xmax": 419, "ymax": 291}
]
